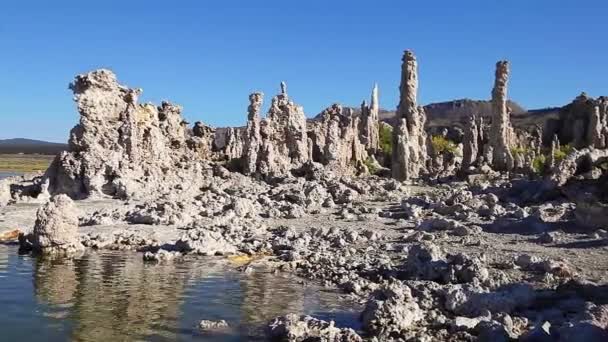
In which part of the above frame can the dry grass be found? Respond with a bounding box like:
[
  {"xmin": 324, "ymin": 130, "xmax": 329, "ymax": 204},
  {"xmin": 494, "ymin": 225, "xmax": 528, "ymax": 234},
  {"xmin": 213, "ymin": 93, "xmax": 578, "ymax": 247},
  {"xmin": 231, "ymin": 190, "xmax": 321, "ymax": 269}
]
[{"xmin": 0, "ymin": 154, "xmax": 54, "ymax": 172}]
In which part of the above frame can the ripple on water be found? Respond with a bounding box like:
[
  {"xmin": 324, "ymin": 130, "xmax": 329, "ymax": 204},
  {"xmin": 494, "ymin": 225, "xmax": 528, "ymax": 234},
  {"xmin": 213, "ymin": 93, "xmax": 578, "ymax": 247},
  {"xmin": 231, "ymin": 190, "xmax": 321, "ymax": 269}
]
[{"xmin": 0, "ymin": 246, "xmax": 361, "ymax": 341}]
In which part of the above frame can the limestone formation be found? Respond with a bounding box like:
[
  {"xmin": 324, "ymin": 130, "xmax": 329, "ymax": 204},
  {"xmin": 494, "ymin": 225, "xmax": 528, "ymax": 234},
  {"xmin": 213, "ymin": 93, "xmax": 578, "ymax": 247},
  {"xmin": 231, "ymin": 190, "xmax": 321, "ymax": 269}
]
[
  {"xmin": 587, "ymin": 100, "xmax": 607, "ymax": 149},
  {"xmin": 244, "ymin": 84, "xmax": 311, "ymax": 178},
  {"xmin": 547, "ymin": 135, "xmax": 559, "ymax": 170},
  {"xmin": 361, "ymin": 84, "xmax": 380, "ymax": 152},
  {"xmin": 223, "ymin": 127, "xmax": 244, "ymax": 161},
  {"xmin": 243, "ymin": 92, "xmax": 264, "ymax": 175},
  {"xmin": 267, "ymin": 314, "xmax": 362, "ymax": 341},
  {"xmin": 547, "ymin": 93, "xmax": 608, "ymax": 149},
  {"xmin": 462, "ymin": 115, "xmax": 479, "ymax": 169},
  {"xmin": 392, "ymin": 50, "xmax": 428, "ymax": 181},
  {"xmin": 489, "ymin": 61, "xmax": 515, "ymax": 171},
  {"xmin": 308, "ymin": 104, "xmax": 368, "ymax": 173},
  {"xmin": 0, "ymin": 178, "xmax": 12, "ymax": 207},
  {"xmin": 548, "ymin": 148, "xmax": 608, "ymax": 186},
  {"xmin": 44, "ymin": 69, "xmax": 214, "ymax": 200},
  {"xmin": 265, "ymin": 84, "xmax": 310, "ymax": 169},
  {"xmin": 188, "ymin": 121, "xmax": 216, "ymax": 159},
  {"xmin": 26, "ymin": 195, "xmax": 83, "ymax": 254}
]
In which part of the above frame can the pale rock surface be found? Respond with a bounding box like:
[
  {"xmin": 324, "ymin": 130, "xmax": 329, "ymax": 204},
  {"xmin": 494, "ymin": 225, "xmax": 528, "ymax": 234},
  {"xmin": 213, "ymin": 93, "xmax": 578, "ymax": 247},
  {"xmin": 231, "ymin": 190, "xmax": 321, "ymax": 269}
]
[
  {"xmin": 44, "ymin": 69, "xmax": 214, "ymax": 200},
  {"xmin": 361, "ymin": 283, "xmax": 424, "ymax": 337},
  {"xmin": 392, "ymin": 50, "xmax": 428, "ymax": 181},
  {"xmin": 25, "ymin": 195, "xmax": 83, "ymax": 254},
  {"xmin": 554, "ymin": 93, "xmax": 608, "ymax": 149},
  {"xmin": 199, "ymin": 319, "xmax": 230, "ymax": 333},
  {"xmin": 243, "ymin": 92, "xmax": 264, "ymax": 175},
  {"xmin": 0, "ymin": 178, "xmax": 12, "ymax": 207},
  {"xmin": 223, "ymin": 127, "xmax": 244, "ymax": 160},
  {"xmin": 267, "ymin": 313, "xmax": 362, "ymax": 342},
  {"xmin": 308, "ymin": 104, "xmax": 368, "ymax": 174},
  {"xmin": 548, "ymin": 148, "xmax": 608, "ymax": 186},
  {"xmin": 489, "ymin": 61, "xmax": 515, "ymax": 171},
  {"xmin": 360, "ymin": 84, "xmax": 380, "ymax": 153},
  {"xmin": 244, "ymin": 84, "xmax": 311, "ymax": 178},
  {"xmin": 462, "ymin": 114, "xmax": 479, "ymax": 169}
]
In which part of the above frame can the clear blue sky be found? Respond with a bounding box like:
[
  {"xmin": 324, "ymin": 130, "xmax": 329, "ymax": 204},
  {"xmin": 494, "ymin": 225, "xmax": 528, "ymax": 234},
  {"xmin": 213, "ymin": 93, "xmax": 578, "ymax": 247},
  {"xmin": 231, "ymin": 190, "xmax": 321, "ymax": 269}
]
[{"xmin": 1, "ymin": 0, "xmax": 607, "ymax": 143}]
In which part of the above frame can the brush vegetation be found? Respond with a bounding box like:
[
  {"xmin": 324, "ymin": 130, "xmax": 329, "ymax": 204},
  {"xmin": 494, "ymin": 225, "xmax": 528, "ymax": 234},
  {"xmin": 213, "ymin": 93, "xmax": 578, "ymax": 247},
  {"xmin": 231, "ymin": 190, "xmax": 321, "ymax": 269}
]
[
  {"xmin": 0, "ymin": 154, "xmax": 54, "ymax": 173},
  {"xmin": 431, "ymin": 135, "xmax": 460, "ymax": 156},
  {"xmin": 379, "ymin": 124, "xmax": 393, "ymax": 156}
]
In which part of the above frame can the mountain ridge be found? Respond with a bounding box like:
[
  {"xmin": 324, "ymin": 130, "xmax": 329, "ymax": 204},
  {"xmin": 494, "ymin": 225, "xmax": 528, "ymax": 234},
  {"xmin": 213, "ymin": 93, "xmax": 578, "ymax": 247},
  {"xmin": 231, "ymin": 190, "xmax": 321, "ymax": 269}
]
[{"xmin": 0, "ymin": 138, "xmax": 67, "ymax": 155}]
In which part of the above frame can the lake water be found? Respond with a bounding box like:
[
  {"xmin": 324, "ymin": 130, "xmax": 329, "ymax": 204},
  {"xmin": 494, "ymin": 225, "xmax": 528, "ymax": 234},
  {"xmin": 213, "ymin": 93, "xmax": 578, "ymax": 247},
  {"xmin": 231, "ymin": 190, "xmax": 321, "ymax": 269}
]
[
  {"xmin": 0, "ymin": 245, "xmax": 360, "ymax": 341},
  {"xmin": 0, "ymin": 171, "xmax": 19, "ymax": 180}
]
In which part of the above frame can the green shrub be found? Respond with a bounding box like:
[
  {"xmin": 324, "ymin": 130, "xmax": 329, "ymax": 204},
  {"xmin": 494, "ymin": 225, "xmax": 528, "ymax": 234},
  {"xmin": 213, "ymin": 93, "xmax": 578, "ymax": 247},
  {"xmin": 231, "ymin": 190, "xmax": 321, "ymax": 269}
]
[
  {"xmin": 554, "ymin": 144, "xmax": 573, "ymax": 162},
  {"xmin": 511, "ymin": 146, "xmax": 529, "ymax": 157},
  {"xmin": 363, "ymin": 157, "xmax": 379, "ymax": 175},
  {"xmin": 431, "ymin": 135, "xmax": 460, "ymax": 156},
  {"xmin": 379, "ymin": 124, "xmax": 393, "ymax": 156},
  {"xmin": 532, "ymin": 154, "xmax": 546, "ymax": 174}
]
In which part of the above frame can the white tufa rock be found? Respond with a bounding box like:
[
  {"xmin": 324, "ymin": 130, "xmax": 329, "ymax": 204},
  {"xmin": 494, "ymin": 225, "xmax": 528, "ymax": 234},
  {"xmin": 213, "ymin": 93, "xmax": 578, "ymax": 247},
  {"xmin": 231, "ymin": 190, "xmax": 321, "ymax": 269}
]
[{"xmin": 392, "ymin": 50, "xmax": 428, "ymax": 181}]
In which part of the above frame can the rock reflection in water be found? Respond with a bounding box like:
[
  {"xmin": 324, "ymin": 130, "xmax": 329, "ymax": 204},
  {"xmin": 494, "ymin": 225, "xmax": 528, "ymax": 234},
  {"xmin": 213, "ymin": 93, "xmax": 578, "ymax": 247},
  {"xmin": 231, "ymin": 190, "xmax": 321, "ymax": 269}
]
[
  {"xmin": 24, "ymin": 249, "xmax": 359, "ymax": 341},
  {"xmin": 34, "ymin": 252, "xmax": 188, "ymax": 340}
]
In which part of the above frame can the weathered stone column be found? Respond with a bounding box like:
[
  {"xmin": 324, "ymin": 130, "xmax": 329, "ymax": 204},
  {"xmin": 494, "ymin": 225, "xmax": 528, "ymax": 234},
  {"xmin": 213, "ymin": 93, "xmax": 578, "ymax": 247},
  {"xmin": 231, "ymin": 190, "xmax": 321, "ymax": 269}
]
[
  {"xmin": 490, "ymin": 60, "xmax": 515, "ymax": 171},
  {"xmin": 392, "ymin": 50, "xmax": 427, "ymax": 181},
  {"xmin": 224, "ymin": 127, "xmax": 243, "ymax": 160},
  {"xmin": 369, "ymin": 83, "xmax": 380, "ymax": 151},
  {"xmin": 361, "ymin": 84, "xmax": 380, "ymax": 152},
  {"xmin": 588, "ymin": 104, "xmax": 605, "ymax": 149},
  {"xmin": 547, "ymin": 134, "xmax": 560, "ymax": 170},
  {"xmin": 600, "ymin": 97, "xmax": 608, "ymax": 148},
  {"xmin": 243, "ymin": 92, "xmax": 263, "ymax": 175},
  {"xmin": 120, "ymin": 88, "xmax": 142, "ymax": 163},
  {"xmin": 462, "ymin": 115, "xmax": 479, "ymax": 169}
]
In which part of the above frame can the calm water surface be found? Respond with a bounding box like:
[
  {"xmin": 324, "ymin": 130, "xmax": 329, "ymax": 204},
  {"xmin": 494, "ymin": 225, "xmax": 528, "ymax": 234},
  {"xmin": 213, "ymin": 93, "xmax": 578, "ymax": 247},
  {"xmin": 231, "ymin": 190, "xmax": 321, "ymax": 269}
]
[
  {"xmin": 0, "ymin": 171, "xmax": 19, "ymax": 180},
  {"xmin": 0, "ymin": 245, "xmax": 360, "ymax": 341}
]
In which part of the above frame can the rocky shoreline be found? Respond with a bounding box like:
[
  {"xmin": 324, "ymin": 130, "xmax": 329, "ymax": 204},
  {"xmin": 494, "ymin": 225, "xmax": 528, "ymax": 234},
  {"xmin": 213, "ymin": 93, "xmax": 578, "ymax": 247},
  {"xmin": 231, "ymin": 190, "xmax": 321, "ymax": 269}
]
[{"xmin": 1, "ymin": 50, "xmax": 608, "ymax": 341}]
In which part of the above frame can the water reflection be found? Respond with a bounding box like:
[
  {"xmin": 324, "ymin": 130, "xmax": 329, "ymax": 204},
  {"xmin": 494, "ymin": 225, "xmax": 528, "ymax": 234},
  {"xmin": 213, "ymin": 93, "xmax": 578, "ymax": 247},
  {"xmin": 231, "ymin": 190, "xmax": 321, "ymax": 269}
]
[
  {"xmin": 33, "ymin": 252, "xmax": 218, "ymax": 340},
  {"xmin": 2, "ymin": 248, "xmax": 360, "ymax": 341}
]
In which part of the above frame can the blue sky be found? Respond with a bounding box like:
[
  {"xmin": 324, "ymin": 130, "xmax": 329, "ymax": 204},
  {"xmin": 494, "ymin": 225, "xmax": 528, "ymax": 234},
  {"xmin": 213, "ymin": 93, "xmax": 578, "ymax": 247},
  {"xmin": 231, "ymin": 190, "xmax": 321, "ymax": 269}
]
[{"xmin": 1, "ymin": 0, "xmax": 607, "ymax": 142}]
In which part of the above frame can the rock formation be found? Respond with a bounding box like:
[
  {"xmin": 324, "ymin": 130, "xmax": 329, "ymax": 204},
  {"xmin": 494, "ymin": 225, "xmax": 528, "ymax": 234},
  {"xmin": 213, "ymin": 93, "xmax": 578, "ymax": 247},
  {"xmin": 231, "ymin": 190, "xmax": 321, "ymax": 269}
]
[
  {"xmin": 243, "ymin": 92, "xmax": 264, "ymax": 175},
  {"xmin": 0, "ymin": 178, "xmax": 12, "ymax": 207},
  {"xmin": 462, "ymin": 115, "xmax": 479, "ymax": 169},
  {"xmin": 22, "ymin": 195, "xmax": 83, "ymax": 254},
  {"xmin": 548, "ymin": 148, "xmax": 608, "ymax": 186},
  {"xmin": 44, "ymin": 70, "xmax": 215, "ymax": 199},
  {"xmin": 392, "ymin": 50, "xmax": 428, "ymax": 181},
  {"xmin": 489, "ymin": 61, "xmax": 515, "ymax": 171},
  {"xmin": 188, "ymin": 121, "xmax": 216, "ymax": 159},
  {"xmin": 267, "ymin": 314, "xmax": 362, "ymax": 341},
  {"xmin": 223, "ymin": 127, "xmax": 244, "ymax": 161},
  {"xmin": 587, "ymin": 96, "xmax": 608, "ymax": 149},
  {"xmin": 244, "ymin": 84, "xmax": 310, "ymax": 178},
  {"xmin": 360, "ymin": 84, "xmax": 380, "ymax": 153},
  {"xmin": 547, "ymin": 135, "xmax": 560, "ymax": 171},
  {"xmin": 546, "ymin": 93, "xmax": 608, "ymax": 149},
  {"xmin": 308, "ymin": 104, "xmax": 368, "ymax": 173}
]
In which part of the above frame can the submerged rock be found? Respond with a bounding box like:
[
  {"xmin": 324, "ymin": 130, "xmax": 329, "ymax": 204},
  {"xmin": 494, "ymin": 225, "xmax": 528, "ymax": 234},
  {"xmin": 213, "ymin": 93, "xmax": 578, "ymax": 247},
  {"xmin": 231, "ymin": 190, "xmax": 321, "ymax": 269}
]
[
  {"xmin": 267, "ymin": 313, "xmax": 362, "ymax": 342},
  {"xmin": 199, "ymin": 319, "xmax": 230, "ymax": 333},
  {"xmin": 143, "ymin": 249, "xmax": 183, "ymax": 262}
]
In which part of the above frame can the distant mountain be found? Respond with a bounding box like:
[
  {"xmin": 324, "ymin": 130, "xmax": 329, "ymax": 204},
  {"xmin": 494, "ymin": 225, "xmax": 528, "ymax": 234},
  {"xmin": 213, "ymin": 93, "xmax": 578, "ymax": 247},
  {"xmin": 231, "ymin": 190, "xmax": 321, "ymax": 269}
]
[
  {"xmin": 313, "ymin": 98, "xmax": 559, "ymax": 130},
  {"xmin": 0, "ymin": 138, "xmax": 67, "ymax": 155},
  {"xmin": 371, "ymin": 99, "xmax": 527, "ymax": 127}
]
